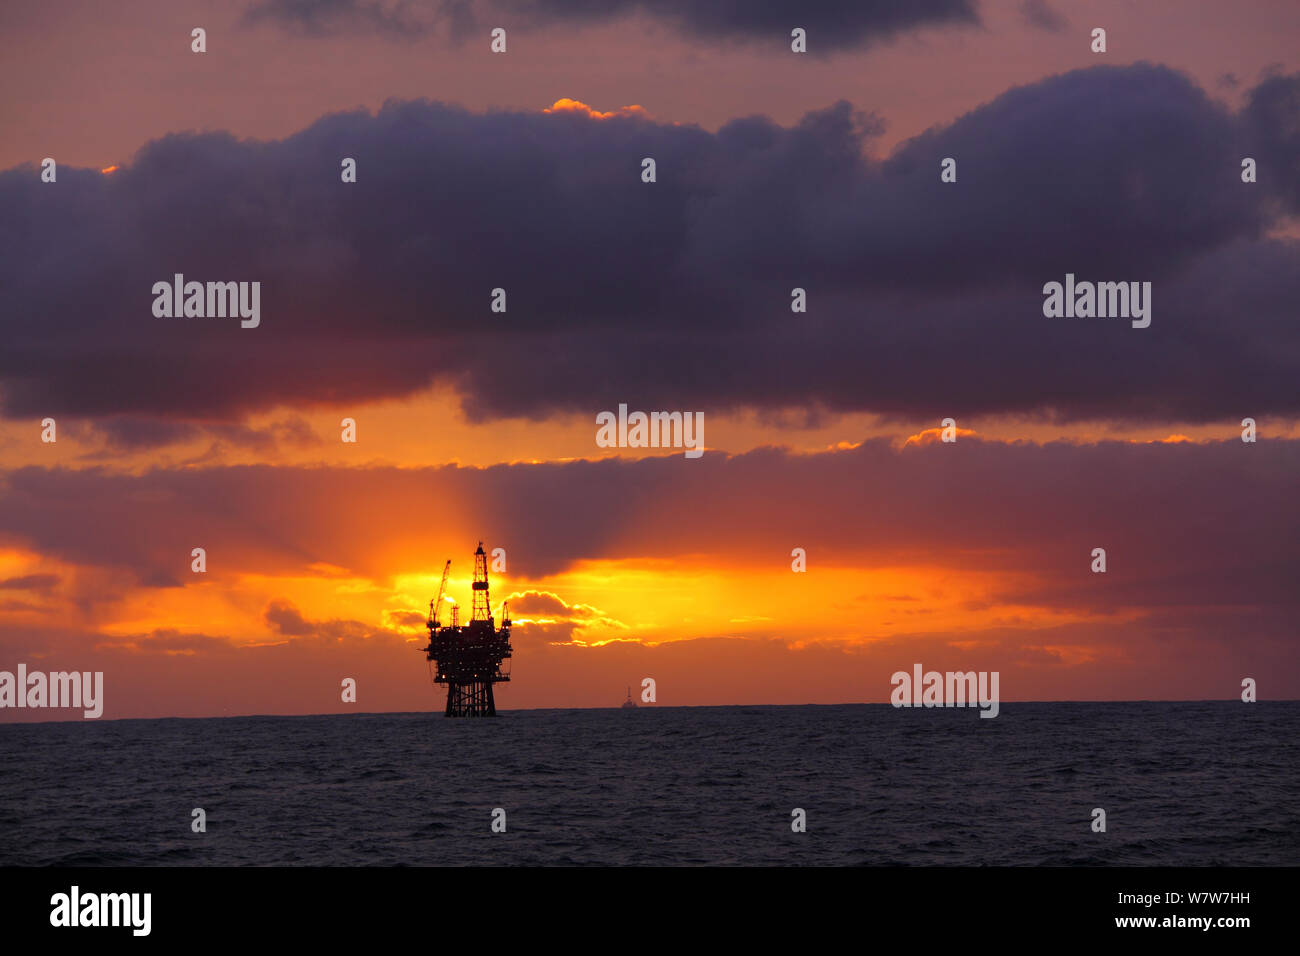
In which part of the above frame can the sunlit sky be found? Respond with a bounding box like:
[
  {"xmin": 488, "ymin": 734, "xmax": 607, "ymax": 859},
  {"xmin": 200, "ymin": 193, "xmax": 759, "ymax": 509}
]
[{"xmin": 1, "ymin": 1, "xmax": 1297, "ymax": 718}]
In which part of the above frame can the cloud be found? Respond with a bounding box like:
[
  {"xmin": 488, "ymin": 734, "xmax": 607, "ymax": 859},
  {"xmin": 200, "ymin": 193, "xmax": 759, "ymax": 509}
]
[
  {"xmin": 383, "ymin": 609, "xmax": 428, "ymax": 630},
  {"xmin": 1241, "ymin": 71, "xmax": 1300, "ymax": 213},
  {"xmin": 505, "ymin": 589, "xmax": 626, "ymax": 643},
  {"xmin": 0, "ymin": 573, "xmax": 60, "ymax": 591},
  {"xmin": 265, "ymin": 598, "xmax": 401, "ymax": 642},
  {"xmin": 1, "ymin": 435, "xmax": 1296, "ymax": 621},
  {"xmin": 544, "ymin": 98, "xmax": 649, "ymax": 120},
  {"xmin": 83, "ymin": 418, "xmax": 202, "ymax": 451},
  {"xmin": 241, "ymin": 0, "xmax": 475, "ymax": 39},
  {"xmin": 241, "ymin": 0, "xmax": 979, "ymax": 49},
  {"xmin": 77, "ymin": 416, "xmax": 320, "ymax": 454},
  {"xmin": 505, "ymin": 590, "xmax": 571, "ymax": 616},
  {"xmin": 3, "ymin": 432, "xmax": 1298, "ymax": 709},
  {"xmin": 2, "ymin": 66, "xmax": 1297, "ymax": 427},
  {"xmin": 1017, "ymin": 0, "xmax": 1067, "ymax": 33},
  {"xmin": 95, "ymin": 628, "xmax": 241, "ymax": 655}
]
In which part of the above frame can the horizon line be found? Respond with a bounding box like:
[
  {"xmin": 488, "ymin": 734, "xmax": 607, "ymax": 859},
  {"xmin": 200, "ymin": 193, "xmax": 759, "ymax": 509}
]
[{"xmin": 2, "ymin": 698, "xmax": 1295, "ymax": 727}]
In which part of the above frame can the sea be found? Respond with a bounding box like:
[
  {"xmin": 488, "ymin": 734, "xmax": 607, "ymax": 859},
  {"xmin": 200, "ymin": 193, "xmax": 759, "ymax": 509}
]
[{"xmin": 1, "ymin": 702, "xmax": 1296, "ymax": 866}]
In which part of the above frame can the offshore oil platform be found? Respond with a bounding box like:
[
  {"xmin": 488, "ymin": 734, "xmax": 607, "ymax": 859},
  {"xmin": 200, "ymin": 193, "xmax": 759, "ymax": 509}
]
[{"xmin": 422, "ymin": 543, "xmax": 512, "ymax": 717}]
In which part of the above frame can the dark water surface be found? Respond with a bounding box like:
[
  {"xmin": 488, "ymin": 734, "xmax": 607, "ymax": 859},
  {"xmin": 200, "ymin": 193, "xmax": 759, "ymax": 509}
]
[{"xmin": 2, "ymin": 702, "xmax": 1296, "ymax": 865}]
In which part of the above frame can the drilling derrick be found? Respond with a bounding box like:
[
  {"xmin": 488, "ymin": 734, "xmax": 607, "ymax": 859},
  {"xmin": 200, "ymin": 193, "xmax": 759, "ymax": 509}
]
[{"xmin": 422, "ymin": 542, "xmax": 512, "ymax": 717}]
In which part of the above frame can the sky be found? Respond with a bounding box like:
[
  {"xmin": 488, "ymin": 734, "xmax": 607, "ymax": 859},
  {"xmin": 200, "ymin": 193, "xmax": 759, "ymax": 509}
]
[{"xmin": 1, "ymin": 0, "xmax": 1298, "ymax": 719}]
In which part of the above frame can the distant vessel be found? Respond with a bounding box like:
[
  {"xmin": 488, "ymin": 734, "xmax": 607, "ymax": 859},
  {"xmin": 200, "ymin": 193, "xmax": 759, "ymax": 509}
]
[{"xmin": 621, "ymin": 686, "xmax": 637, "ymax": 709}]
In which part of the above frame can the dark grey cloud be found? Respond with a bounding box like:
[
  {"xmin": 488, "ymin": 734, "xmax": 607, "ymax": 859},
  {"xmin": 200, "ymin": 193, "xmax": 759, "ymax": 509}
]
[
  {"xmin": 1018, "ymin": 0, "xmax": 1067, "ymax": 33},
  {"xmin": 265, "ymin": 598, "xmax": 396, "ymax": 641},
  {"xmin": 242, "ymin": 0, "xmax": 477, "ymax": 39},
  {"xmin": 0, "ymin": 574, "xmax": 60, "ymax": 591},
  {"xmin": 241, "ymin": 0, "xmax": 979, "ymax": 49},
  {"xmin": 2, "ymin": 65, "xmax": 1297, "ymax": 426},
  {"xmin": 86, "ymin": 418, "xmax": 201, "ymax": 451},
  {"xmin": 80, "ymin": 416, "xmax": 320, "ymax": 454},
  {"xmin": 496, "ymin": 0, "xmax": 979, "ymax": 49},
  {"xmin": 265, "ymin": 598, "xmax": 316, "ymax": 635},
  {"xmin": 1242, "ymin": 71, "xmax": 1300, "ymax": 213}
]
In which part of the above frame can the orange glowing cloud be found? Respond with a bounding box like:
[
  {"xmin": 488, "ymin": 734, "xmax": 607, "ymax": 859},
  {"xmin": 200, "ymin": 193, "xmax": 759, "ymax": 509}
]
[
  {"xmin": 99, "ymin": 165, "xmax": 118, "ymax": 175},
  {"xmin": 1128, "ymin": 434, "xmax": 1199, "ymax": 444},
  {"xmin": 901, "ymin": 425, "xmax": 977, "ymax": 447},
  {"xmin": 544, "ymin": 98, "xmax": 647, "ymax": 120}
]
